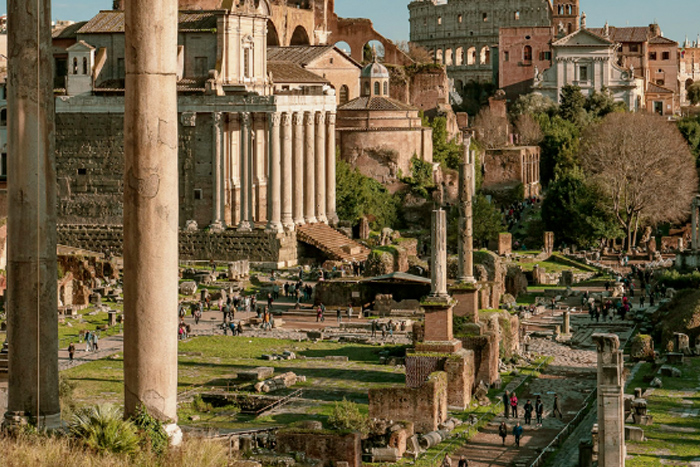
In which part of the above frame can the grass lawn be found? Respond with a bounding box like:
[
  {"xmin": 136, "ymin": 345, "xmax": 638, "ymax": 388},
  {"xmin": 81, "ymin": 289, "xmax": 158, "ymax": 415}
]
[
  {"xmin": 58, "ymin": 303, "xmax": 124, "ymax": 349},
  {"xmin": 625, "ymin": 359, "xmax": 700, "ymax": 466}
]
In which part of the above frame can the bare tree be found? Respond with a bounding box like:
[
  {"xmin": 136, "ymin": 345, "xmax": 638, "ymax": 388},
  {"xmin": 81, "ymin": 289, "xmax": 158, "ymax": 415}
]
[
  {"xmin": 580, "ymin": 112, "xmax": 698, "ymax": 252},
  {"xmin": 473, "ymin": 106, "xmax": 509, "ymax": 149},
  {"xmin": 514, "ymin": 114, "xmax": 543, "ymax": 145},
  {"xmin": 395, "ymin": 40, "xmax": 433, "ymax": 64}
]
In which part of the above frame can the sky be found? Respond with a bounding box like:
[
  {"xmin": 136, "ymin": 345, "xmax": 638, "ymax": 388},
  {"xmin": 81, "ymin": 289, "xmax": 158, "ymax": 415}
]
[{"xmin": 0, "ymin": 1, "xmax": 698, "ymax": 45}]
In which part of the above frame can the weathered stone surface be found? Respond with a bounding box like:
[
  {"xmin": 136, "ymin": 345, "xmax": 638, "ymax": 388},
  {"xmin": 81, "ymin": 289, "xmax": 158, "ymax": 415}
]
[
  {"xmin": 630, "ymin": 335, "xmax": 655, "ymax": 362},
  {"xmin": 237, "ymin": 367, "xmax": 275, "ymax": 382},
  {"xmin": 276, "ymin": 430, "xmax": 361, "ymax": 467},
  {"xmin": 179, "ymin": 281, "xmax": 197, "ymax": 296},
  {"xmin": 593, "ymin": 333, "xmax": 625, "ymax": 467}
]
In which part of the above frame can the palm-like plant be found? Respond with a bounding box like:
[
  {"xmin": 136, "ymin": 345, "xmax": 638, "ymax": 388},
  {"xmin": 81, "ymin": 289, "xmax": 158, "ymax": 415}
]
[{"xmin": 69, "ymin": 404, "xmax": 140, "ymax": 455}]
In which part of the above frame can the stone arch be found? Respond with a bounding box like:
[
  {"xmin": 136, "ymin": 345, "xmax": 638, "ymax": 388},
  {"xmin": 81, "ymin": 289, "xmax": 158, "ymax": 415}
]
[
  {"xmin": 455, "ymin": 47, "xmax": 464, "ymax": 66},
  {"xmin": 267, "ymin": 21, "xmax": 280, "ymax": 46},
  {"xmin": 480, "ymin": 46, "xmax": 490, "ymax": 65},
  {"xmin": 335, "ymin": 41, "xmax": 352, "ymax": 56},
  {"xmin": 0, "ymin": 108, "xmax": 6, "ymax": 126},
  {"xmin": 290, "ymin": 25, "xmax": 310, "ymax": 46},
  {"xmin": 445, "ymin": 48, "xmax": 453, "ymax": 66},
  {"xmin": 467, "ymin": 46, "xmax": 476, "ymax": 65},
  {"xmin": 436, "ymin": 49, "xmax": 444, "ymax": 64}
]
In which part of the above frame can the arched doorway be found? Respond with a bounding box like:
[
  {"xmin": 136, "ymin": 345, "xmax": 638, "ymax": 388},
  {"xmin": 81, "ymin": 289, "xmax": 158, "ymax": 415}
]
[
  {"xmin": 290, "ymin": 25, "xmax": 310, "ymax": 46},
  {"xmin": 480, "ymin": 46, "xmax": 490, "ymax": 65},
  {"xmin": 267, "ymin": 21, "xmax": 280, "ymax": 46}
]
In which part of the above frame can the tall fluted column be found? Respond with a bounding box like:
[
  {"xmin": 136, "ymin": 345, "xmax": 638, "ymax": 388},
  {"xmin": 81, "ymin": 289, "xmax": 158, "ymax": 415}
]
[
  {"xmin": 304, "ymin": 112, "xmax": 317, "ymax": 224},
  {"xmin": 4, "ymin": 0, "xmax": 61, "ymax": 429},
  {"xmin": 281, "ymin": 113, "xmax": 294, "ymax": 230},
  {"xmin": 267, "ymin": 113, "xmax": 282, "ymax": 232},
  {"xmin": 292, "ymin": 112, "xmax": 304, "ymax": 225},
  {"xmin": 239, "ymin": 113, "xmax": 253, "ymax": 231},
  {"xmin": 458, "ymin": 133, "xmax": 476, "ymax": 283},
  {"xmin": 211, "ymin": 112, "xmax": 224, "ymax": 227},
  {"xmin": 430, "ymin": 209, "xmax": 449, "ymax": 298},
  {"xmin": 315, "ymin": 112, "xmax": 327, "ymax": 223},
  {"xmin": 326, "ymin": 112, "xmax": 338, "ymax": 225},
  {"xmin": 123, "ymin": 0, "xmax": 179, "ymax": 425}
]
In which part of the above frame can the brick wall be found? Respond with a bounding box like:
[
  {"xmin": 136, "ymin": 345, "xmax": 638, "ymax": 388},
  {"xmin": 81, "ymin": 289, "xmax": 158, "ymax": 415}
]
[
  {"xmin": 405, "ymin": 354, "xmax": 443, "ymax": 388},
  {"xmin": 276, "ymin": 430, "xmax": 361, "ymax": 467},
  {"xmin": 459, "ymin": 333, "xmax": 499, "ymax": 387}
]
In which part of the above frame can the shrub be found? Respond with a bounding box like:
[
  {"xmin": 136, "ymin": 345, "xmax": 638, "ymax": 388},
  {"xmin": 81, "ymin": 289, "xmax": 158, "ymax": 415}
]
[
  {"xmin": 131, "ymin": 405, "xmax": 169, "ymax": 456},
  {"xmin": 327, "ymin": 399, "xmax": 369, "ymax": 435},
  {"xmin": 191, "ymin": 394, "xmax": 213, "ymax": 413},
  {"xmin": 69, "ymin": 404, "xmax": 140, "ymax": 455}
]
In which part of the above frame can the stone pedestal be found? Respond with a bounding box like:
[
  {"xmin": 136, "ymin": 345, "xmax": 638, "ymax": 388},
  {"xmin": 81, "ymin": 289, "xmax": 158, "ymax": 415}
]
[
  {"xmin": 359, "ymin": 217, "xmax": 370, "ymax": 240},
  {"xmin": 498, "ymin": 233, "xmax": 512, "ymax": 256},
  {"xmin": 4, "ymin": 0, "xmax": 61, "ymax": 430},
  {"xmin": 421, "ymin": 301, "xmax": 455, "ymax": 344},
  {"xmin": 450, "ymin": 286, "xmax": 479, "ymax": 324},
  {"xmin": 593, "ymin": 333, "xmax": 625, "ymax": 467},
  {"xmin": 563, "ymin": 310, "xmax": 571, "ymax": 334},
  {"xmin": 544, "ymin": 231, "xmax": 554, "ymax": 256}
]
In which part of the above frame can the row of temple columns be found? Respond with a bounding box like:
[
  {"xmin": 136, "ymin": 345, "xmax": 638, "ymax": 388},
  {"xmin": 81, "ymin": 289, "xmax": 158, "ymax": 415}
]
[
  {"xmin": 218, "ymin": 110, "xmax": 337, "ymax": 232},
  {"xmin": 522, "ymin": 152, "xmax": 540, "ymax": 186}
]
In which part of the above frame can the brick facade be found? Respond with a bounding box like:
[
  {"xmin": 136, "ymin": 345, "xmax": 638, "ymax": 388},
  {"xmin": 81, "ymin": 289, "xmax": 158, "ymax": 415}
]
[{"xmin": 276, "ymin": 430, "xmax": 362, "ymax": 467}]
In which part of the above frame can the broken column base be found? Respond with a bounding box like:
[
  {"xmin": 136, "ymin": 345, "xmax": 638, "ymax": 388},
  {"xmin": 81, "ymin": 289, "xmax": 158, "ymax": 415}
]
[
  {"xmin": 2, "ymin": 411, "xmax": 63, "ymax": 432},
  {"xmin": 450, "ymin": 285, "xmax": 479, "ymax": 323},
  {"xmin": 164, "ymin": 423, "xmax": 183, "ymax": 446}
]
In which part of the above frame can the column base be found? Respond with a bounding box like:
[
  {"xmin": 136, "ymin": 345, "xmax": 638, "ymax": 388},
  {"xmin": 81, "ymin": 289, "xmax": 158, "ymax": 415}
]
[
  {"xmin": 266, "ymin": 221, "xmax": 284, "ymax": 233},
  {"xmin": 282, "ymin": 219, "xmax": 296, "ymax": 231},
  {"xmin": 457, "ymin": 276, "xmax": 477, "ymax": 284},
  {"xmin": 294, "ymin": 217, "xmax": 305, "ymax": 226},
  {"xmin": 164, "ymin": 423, "xmax": 183, "ymax": 447},
  {"xmin": 316, "ymin": 214, "xmax": 328, "ymax": 224},
  {"xmin": 327, "ymin": 213, "xmax": 339, "ymax": 226},
  {"xmin": 238, "ymin": 220, "xmax": 253, "ymax": 232},
  {"xmin": 3, "ymin": 411, "xmax": 63, "ymax": 431},
  {"xmin": 209, "ymin": 220, "xmax": 225, "ymax": 233},
  {"xmin": 305, "ymin": 216, "xmax": 318, "ymax": 224}
]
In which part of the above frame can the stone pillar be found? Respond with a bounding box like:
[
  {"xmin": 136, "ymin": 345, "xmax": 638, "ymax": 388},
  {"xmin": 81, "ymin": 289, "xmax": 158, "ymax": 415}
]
[
  {"xmin": 238, "ymin": 113, "xmax": 253, "ymax": 231},
  {"xmin": 292, "ymin": 112, "xmax": 304, "ymax": 225},
  {"xmin": 593, "ymin": 333, "xmax": 625, "ymax": 467},
  {"xmin": 180, "ymin": 112, "xmax": 197, "ymax": 225},
  {"xmin": 544, "ymin": 231, "xmax": 555, "ymax": 256},
  {"xmin": 458, "ymin": 131, "xmax": 476, "ymax": 283},
  {"xmin": 430, "ymin": 209, "xmax": 449, "ymax": 298},
  {"xmin": 266, "ymin": 113, "xmax": 283, "ymax": 232},
  {"xmin": 314, "ymin": 112, "xmax": 327, "ymax": 223},
  {"xmin": 4, "ymin": 0, "xmax": 61, "ymax": 429},
  {"xmin": 326, "ymin": 112, "xmax": 339, "ymax": 225},
  {"xmin": 211, "ymin": 112, "xmax": 224, "ymax": 228},
  {"xmin": 281, "ymin": 113, "xmax": 295, "ymax": 230},
  {"xmin": 563, "ymin": 310, "xmax": 571, "ymax": 334},
  {"xmin": 304, "ymin": 112, "xmax": 317, "ymax": 224},
  {"xmin": 123, "ymin": 0, "xmax": 179, "ymax": 425}
]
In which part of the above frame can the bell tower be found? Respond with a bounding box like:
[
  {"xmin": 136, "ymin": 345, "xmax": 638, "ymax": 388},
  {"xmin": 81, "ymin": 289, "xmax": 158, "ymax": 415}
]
[{"xmin": 552, "ymin": 0, "xmax": 580, "ymax": 36}]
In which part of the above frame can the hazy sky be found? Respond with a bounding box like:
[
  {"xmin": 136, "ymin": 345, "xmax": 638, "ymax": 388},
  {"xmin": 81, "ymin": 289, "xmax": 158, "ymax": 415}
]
[{"xmin": 0, "ymin": 1, "xmax": 698, "ymax": 45}]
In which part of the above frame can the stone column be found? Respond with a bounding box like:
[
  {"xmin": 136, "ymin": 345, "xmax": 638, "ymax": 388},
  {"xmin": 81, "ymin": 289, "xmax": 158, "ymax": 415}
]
[
  {"xmin": 267, "ymin": 113, "xmax": 283, "ymax": 232},
  {"xmin": 593, "ymin": 333, "xmax": 626, "ymax": 467},
  {"xmin": 180, "ymin": 112, "xmax": 197, "ymax": 225},
  {"xmin": 281, "ymin": 113, "xmax": 295, "ymax": 230},
  {"xmin": 458, "ymin": 131, "xmax": 476, "ymax": 284},
  {"xmin": 238, "ymin": 112, "xmax": 253, "ymax": 231},
  {"xmin": 211, "ymin": 112, "xmax": 224, "ymax": 228},
  {"xmin": 123, "ymin": 0, "xmax": 179, "ymax": 425},
  {"xmin": 304, "ymin": 112, "xmax": 317, "ymax": 224},
  {"xmin": 292, "ymin": 112, "xmax": 304, "ymax": 225},
  {"xmin": 4, "ymin": 0, "xmax": 61, "ymax": 429},
  {"xmin": 314, "ymin": 112, "xmax": 327, "ymax": 223},
  {"xmin": 326, "ymin": 112, "xmax": 338, "ymax": 225},
  {"xmin": 430, "ymin": 209, "xmax": 449, "ymax": 299},
  {"xmin": 563, "ymin": 310, "xmax": 571, "ymax": 334}
]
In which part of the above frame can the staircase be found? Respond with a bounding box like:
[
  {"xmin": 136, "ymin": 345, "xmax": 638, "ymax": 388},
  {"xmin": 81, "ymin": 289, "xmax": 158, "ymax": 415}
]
[{"xmin": 296, "ymin": 224, "xmax": 370, "ymax": 262}]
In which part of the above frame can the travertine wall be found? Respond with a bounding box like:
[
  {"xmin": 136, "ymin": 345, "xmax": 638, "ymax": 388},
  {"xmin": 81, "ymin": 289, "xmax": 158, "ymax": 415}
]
[{"xmin": 276, "ymin": 430, "xmax": 362, "ymax": 467}]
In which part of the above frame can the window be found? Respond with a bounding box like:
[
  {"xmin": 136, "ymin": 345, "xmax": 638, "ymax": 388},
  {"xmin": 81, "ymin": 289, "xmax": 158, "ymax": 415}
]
[
  {"xmin": 649, "ymin": 52, "xmax": 657, "ymax": 60},
  {"xmin": 72, "ymin": 57, "xmax": 78, "ymax": 75},
  {"xmin": 437, "ymin": 17, "xmax": 442, "ymax": 25},
  {"xmin": 458, "ymin": 15, "xmax": 462, "ymax": 23},
  {"xmin": 523, "ymin": 45, "xmax": 532, "ymax": 62},
  {"xmin": 0, "ymin": 109, "xmax": 6, "ymax": 126},
  {"xmin": 195, "ymin": 56, "xmax": 208, "ymax": 77},
  {"xmin": 657, "ymin": 79, "xmax": 665, "ymax": 86},
  {"xmin": 194, "ymin": 189, "xmax": 203, "ymax": 200},
  {"xmin": 339, "ymin": 85, "xmax": 349, "ymax": 105},
  {"xmin": 363, "ymin": 82, "xmax": 370, "ymax": 95},
  {"xmin": 77, "ymin": 168, "xmax": 87, "ymax": 175},
  {"xmin": 383, "ymin": 82, "xmax": 388, "ymax": 95},
  {"xmin": 374, "ymin": 82, "xmax": 380, "ymax": 95},
  {"xmin": 629, "ymin": 44, "xmax": 639, "ymax": 52},
  {"xmin": 541, "ymin": 51, "xmax": 552, "ymax": 60},
  {"xmin": 515, "ymin": 11, "xmax": 520, "ymax": 20},
  {"xmin": 579, "ymin": 66, "xmax": 588, "ymax": 81},
  {"xmin": 82, "ymin": 57, "xmax": 88, "ymax": 75},
  {"xmin": 504, "ymin": 51, "xmax": 509, "ymax": 62},
  {"xmin": 482, "ymin": 13, "xmax": 488, "ymax": 22},
  {"xmin": 662, "ymin": 51, "xmax": 670, "ymax": 60}
]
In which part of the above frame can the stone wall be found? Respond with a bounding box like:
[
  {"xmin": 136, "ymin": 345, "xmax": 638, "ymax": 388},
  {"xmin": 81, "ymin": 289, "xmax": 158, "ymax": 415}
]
[
  {"xmin": 276, "ymin": 430, "xmax": 362, "ymax": 467},
  {"xmin": 483, "ymin": 146, "xmax": 541, "ymax": 198},
  {"xmin": 459, "ymin": 333, "xmax": 500, "ymax": 387},
  {"xmin": 369, "ymin": 372, "xmax": 448, "ymax": 434},
  {"xmin": 57, "ymin": 225, "xmax": 298, "ymax": 267}
]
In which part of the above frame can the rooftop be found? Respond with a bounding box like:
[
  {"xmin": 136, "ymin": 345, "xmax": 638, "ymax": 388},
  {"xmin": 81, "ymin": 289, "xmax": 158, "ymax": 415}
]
[{"xmin": 338, "ymin": 96, "xmax": 415, "ymax": 112}]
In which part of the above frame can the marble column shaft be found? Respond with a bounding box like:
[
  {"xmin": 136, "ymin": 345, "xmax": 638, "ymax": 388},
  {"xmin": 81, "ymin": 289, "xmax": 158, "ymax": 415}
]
[
  {"xmin": 593, "ymin": 333, "xmax": 626, "ymax": 467},
  {"xmin": 123, "ymin": 0, "xmax": 179, "ymax": 422},
  {"xmin": 281, "ymin": 113, "xmax": 294, "ymax": 229},
  {"xmin": 292, "ymin": 112, "xmax": 304, "ymax": 225},
  {"xmin": 314, "ymin": 112, "xmax": 327, "ymax": 223},
  {"xmin": 239, "ymin": 113, "xmax": 253, "ymax": 231},
  {"xmin": 458, "ymin": 133, "xmax": 476, "ymax": 283},
  {"xmin": 267, "ymin": 113, "xmax": 282, "ymax": 232},
  {"xmin": 325, "ymin": 112, "xmax": 338, "ymax": 224},
  {"xmin": 212, "ymin": 112, "xmax": 223, "ymax": 226},
  {"xmin": 430, "ymin": 209, "xmax": 449, "ymax": 298},
  {"xmin": 304, "ymin": 112, "xmax": 317, "ymax": 224},
  {"xmin": 5, "ymin": 0, "xmax": 61, "ymax": 429}
]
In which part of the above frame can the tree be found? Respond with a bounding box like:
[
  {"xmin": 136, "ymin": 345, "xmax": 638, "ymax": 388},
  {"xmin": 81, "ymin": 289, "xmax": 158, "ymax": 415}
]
[
  {"xmin": 473, "ymin": 106, "xmax": 509, "ymax": 149},
  {"xmin": 425, "ymin": 115, "xmax": 464, "ymax": 170},
  {"xmin": 677, "ymin": 116, "xmax": 700, "ymax": 159},
  {"xmin": 395, "ymin": 40, "xmax": 433, "ymax": 63},
  {"xmin": 472, "ymin": 194, "xmax": 506, "ymax": 246},
  {"xmin": 514, "ymin": 113, "xmax": 543, "ymax": 145},
  {"xmin": 535, "ymin": 113, "xmax": 580, "ymax": 185},
  {"xmin": 585, "ymin": 88, "xmax": 627, "ymax": 119},
  {"xmin": 509, "ymin": 92, "xmax": 557, "ymax": 118},
  {"xmin": 580, "ymin": 113, "xmax": 698, "ymax": 252},
  {"xmin": 688, "ymin": 82, "xmax": 700, "ymax": 106},
  {"xmin": 559, "ymin": 84, "xmax": 589, "ymax": 126}
]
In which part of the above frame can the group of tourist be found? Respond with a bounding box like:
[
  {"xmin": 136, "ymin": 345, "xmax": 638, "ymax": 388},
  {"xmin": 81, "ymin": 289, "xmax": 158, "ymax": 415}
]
[
  {"xmin": 284, "ymin": 281, "xmax": 314, "ymax": 303},
  {"xmin": 503, "ymin": 197, "xmax": 540, "ymax": 231},
  {"xmin": 498, "ymin": 391, "xmax": 563, "ymax": 447}
]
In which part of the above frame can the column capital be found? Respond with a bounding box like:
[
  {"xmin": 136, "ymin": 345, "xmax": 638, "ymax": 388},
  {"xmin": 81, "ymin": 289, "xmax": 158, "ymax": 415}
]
[
  {"xmin": 315, "ymin": 111, "xmax": 325, "ymax": 125},
  {"xmin": 181, "ymin": 111, "xmax": 197, "ymax": 127},
  {"xmin": 213, "ymin": 111, "xmax": 223, "ymax": 126},
  {"xmin": 270, "ymin": 112, "xmax": 281, "ymax": 127},
  {"xmin": 240, "ymin": 112, "xmax": 251, "ymax": 127},
  {"xmin": 326, "ymin": 112, "xmax": 336, "ymax": 125},
  {"xmin": 281, "ymin": 112, "xmax": 292, "ymax": 127},
  {"xmin": 304, "ymin": 111, "xmax": 315, "ymax": 126},
  {"xmin": 292, "ymin": 112, "xmax": 304, "ymax": 126}
]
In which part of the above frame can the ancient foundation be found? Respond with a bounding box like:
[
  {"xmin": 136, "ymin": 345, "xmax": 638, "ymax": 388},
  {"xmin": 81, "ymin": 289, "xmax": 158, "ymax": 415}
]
[{"xmin": 593, "ymin": 333, "xmax": 625, "ymax": 467}]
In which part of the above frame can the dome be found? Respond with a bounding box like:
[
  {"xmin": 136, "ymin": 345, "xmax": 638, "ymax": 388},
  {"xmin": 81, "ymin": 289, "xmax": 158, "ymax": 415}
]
[{"xmin": 361, "ymin": 60, "xmax": 389, "ymax": 79}]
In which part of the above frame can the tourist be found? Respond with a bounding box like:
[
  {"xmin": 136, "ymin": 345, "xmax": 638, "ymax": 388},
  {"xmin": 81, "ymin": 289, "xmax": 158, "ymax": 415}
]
[
  {"xmin": 513, "ymin": 422, "xmax": 523, "ymax": 447},
  {"xmin": 229, "ymin": 321, "xmax": 238, "ymax": 336},
  {"xmin": 523, "ymin": 399, "xmax": 533, "ymax": 425},
  {"xmin": 337, "ymin": 307, "xmax": 342, "ymax": 324},
  {"xmin": 535, "ymin": 396, "xmax": 544, "ymax": 426},
  {"xmin": 263, "ymin": 311, "xmax": 271, "ymax": 331},
  {"xmin": 273, "ymin": 284, "xmax": 280, "ymax": 300},
  {"xmin": 441, "ymin": 454, "xmax": 452, "ymax": 467},
  {"xmin": 387, "ymin": 320, "xmax": 394, "ymax": 337},
  {"xmin": 640, "ymin": 294, "xmax": 645, "ymax": 308},
  {"xmin": 284, "ymin": 282, "xmax": 290, "ymax": 297},
  {"xmin": 194, "ymin": 306, "xmax": 201, "ymax": 325},
  {"xmin": 237, "ymin": 321, "xmax": 243, "ymax": 335},
  {"xmin": 268, "ymin": 293, "xmax": 273, "ymax": 308},
  {"xmin": 552, "ymin": 394, "xmax": 563, "ymax": 419},
  {"xmin": 498, "ymin": 421, "xmax": 508, "ymax": 445},
  {"xmin": 510, "ymin": 392, "xmax": 519, "ymax": 418},
  {"xmin": 316, "ymin": 306, "xmax": 324, "ymax": 323},
  {"xmin": 85, "ymin": 330, "xmax": 92, "ymax": 352},
  {"xmin": 457, "ymin": 455, "xmax": 469, "ymax": 467},
  {"xmin": 92, "ymin": 332, "xmax": 99, "ymax": 351},
  {"xmin": 68, "ymin": 342, "xmax": 75, "ymax": 362},
  {"xmin": 347, "ymin": 304, "xmax": 353, "ymax": 320},
  {"xmin": 371, "ymin": 320, "xmax": 377, "ymax": 338},
  {"xmin": 502, "ymin": 390, "xmax": 510, "ymax": 418},
  {"xmin": 380, "ymin": 321, "xmax": 387, "ymax": 339}
]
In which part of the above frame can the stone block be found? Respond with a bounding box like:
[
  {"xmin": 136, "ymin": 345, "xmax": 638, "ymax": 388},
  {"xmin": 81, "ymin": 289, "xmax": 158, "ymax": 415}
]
[
  {"xmin": 179, "ymin": 281, "xmax": 197, "ymax": 296},
  {"xmin": 625, "ymin": 425, "xmax": 645, "ymax": 441},
  {"xmin": 498, "ymin": 233, "xmax": 512, "ymax": 256},
  {"xmin": 659, "ymin": 365, "xmax": 681, "ymax": 378},
  {"xmin": 237, "ymin": 367, "xmax": 274, "ymax": 381},
  {"xmin": 371, "ymin": 447, "xmax": 400, "ymax": 463},
  {"xmin": 666, "ymin": 352, "xmax": 684, "ymax": 365},
  {"xmin": 306, "ymin": 331, "xmax": 324, "ymax": 340}
]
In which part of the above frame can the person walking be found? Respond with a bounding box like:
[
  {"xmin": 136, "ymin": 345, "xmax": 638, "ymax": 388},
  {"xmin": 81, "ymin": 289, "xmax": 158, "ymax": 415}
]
[
  {"xmin": 502, "ymin": 391, "xmax": 510, "ymax": 418},
  {"xmin": 347, "ymin": 304, "xmax": 353, "ymax": 320},
  {"xmin": 68, "ymin": 342, "xmax": 75, "ymax": 362},
  {"xmin": 194, "ymin": 306, "xmax": 201, "ymax": 325},
  {"xmin": 337, "ymin": 307, "xmax": 342, "ymax": 324},
  {"xmin": 371, "ymin": 320, "xmax": 377, "ymax": 338},
  {"xmin": 552, "ymin": 394, "xmax": 563, "ymax": 419},
  {"xmin": 84, "ymin": 330, "xmax": 92, "ymax": 352},
  {"xmin": 92, "ymin": 332, "xmax": 99, "ymax": 351},
  {"xmin": 441, "ymin": 454, "xmax": 452, "ymax": 467},
  {"xmin": 523, "ymin": 399, "xmax": 533, "ymax": 425},
  {"xmin": 510, "ymin": 392, "xmax": 519, "ymax": 418},
  {"xmin": 535, "ymin": 396, "xmax": 544, "ymax": 426},
  {"xmin": 498, "ymin": 421, "xmax": 508, "ymax": 445},
  {"xmin": 513, "ymin": 422, "xmax": 523, "ymax": 447},
  {"xmin": 457, "ymin": 456, "xmax": 469, "ymax": 467}
]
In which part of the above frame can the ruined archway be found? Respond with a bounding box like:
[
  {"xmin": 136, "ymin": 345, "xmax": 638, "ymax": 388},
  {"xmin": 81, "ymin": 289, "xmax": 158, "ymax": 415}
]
[
  {"xmin": 455, "ymin": 47, "xmax": 464, "ymax": 66},
  {"xmin": 267, "ymin": 21, "xmax": 280, "ymax": 46},
  {"xmin": 467, "ymin": 46, "xmax": 476, "ymax": 65},
  {"xmin": 436, "ymin": 49, "xmax": 444, "ymax": 65},
  {"xmin": 335, "ymin": 41, "xmax": 352, "ymax": 56},
  {"xmin": 445, "ymin": 48, "xmax": 453, "ymax": 66},
  {"xmin": 480, "ymin": 46, "xmax": 490, "ymax": 65},
  {"xmin": 290, "ymin": 25, "xmax": 310, "ymax": 46}
]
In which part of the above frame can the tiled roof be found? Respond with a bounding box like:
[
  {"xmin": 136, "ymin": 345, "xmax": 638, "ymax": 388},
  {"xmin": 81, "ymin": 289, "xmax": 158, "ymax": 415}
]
[
  {"xmin": 94, "ymin": 77, "xmax": 207, "ymax": 93},
  {"xmin": 647, "ymin": 82, "xmax": 674, "ymax": 94},
  {"xmin": 268, "ymin": 46, "xmax": 336, "ymax": 66},
  {"xmin": 338, "ymin": 96, "xmax": 415, "ymax": 111},
  {"xmin": 589, "ymin": 27, "xmax": 650, "ymax": 43},
  {"xmin": 53, "ymin": 21, "xmax": 88, "ymax": 39},
  {"xmin": 78, "ymin": 10, "xmax": 218, "ymax": 34},
  {"xmin": 268, "ymin": 61, "xmax": 328, "ymax": 84},
  {"xmin": 649, "ymin": 36, "xmax": 677, "ymax": 45}
]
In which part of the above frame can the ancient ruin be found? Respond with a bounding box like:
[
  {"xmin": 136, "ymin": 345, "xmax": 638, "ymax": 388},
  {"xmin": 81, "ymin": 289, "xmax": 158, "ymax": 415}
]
[{"xmin": 593, "ymin": 333, "xmax": 626, "ymax": 467}]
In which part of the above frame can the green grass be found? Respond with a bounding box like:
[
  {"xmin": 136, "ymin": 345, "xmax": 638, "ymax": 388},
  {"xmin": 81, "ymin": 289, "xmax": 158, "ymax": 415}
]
[{"xmin": 58, "ymin": 303, "xmax": 124, "ymax": 349}]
